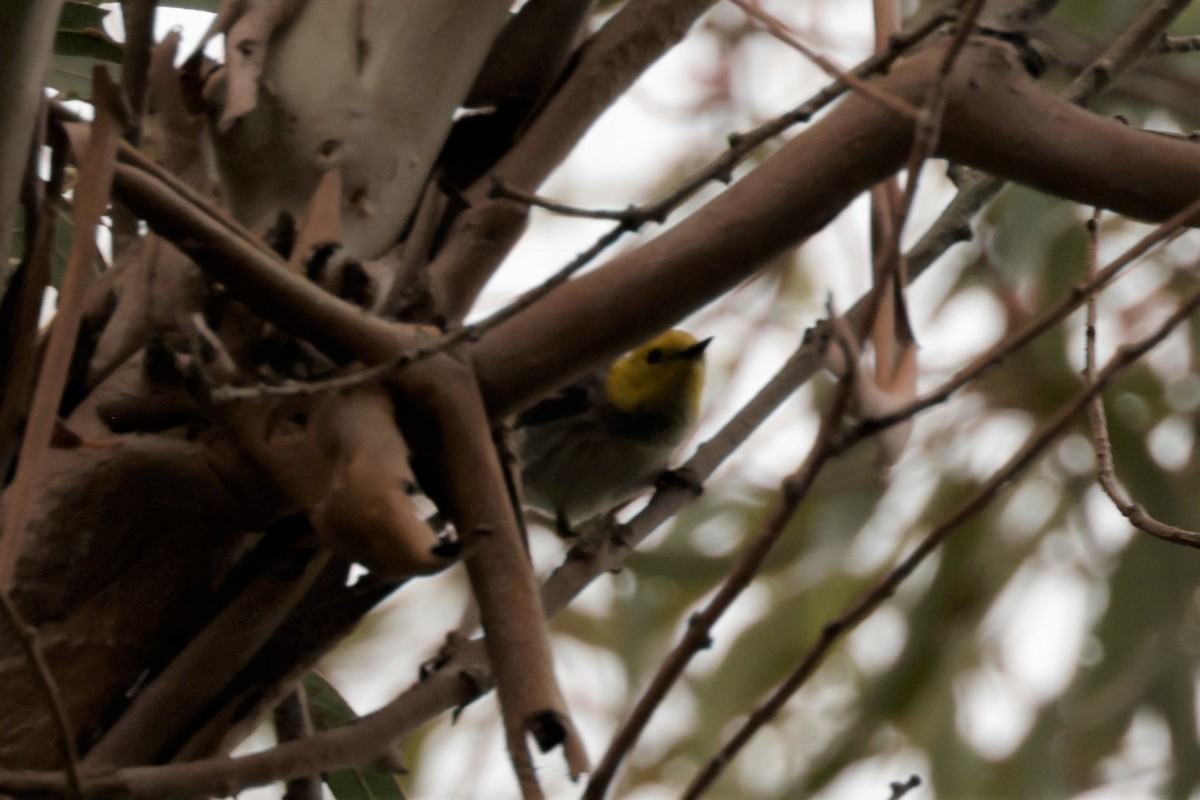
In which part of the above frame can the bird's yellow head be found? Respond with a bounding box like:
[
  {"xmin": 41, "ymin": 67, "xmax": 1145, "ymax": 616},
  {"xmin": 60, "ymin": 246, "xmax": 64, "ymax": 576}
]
[{"xmin": 604, "ymin": 330, "xmax": 710, "ymax": 424}]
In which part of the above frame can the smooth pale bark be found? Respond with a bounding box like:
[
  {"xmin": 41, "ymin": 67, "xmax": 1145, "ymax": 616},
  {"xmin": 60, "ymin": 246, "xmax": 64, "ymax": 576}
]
[{"xmin": 210, "ymin": 0, "xmax": 511, "ymax": 260}]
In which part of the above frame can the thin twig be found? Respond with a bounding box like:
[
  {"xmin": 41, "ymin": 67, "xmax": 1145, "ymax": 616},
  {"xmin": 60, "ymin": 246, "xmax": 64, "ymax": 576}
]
[
  {"xmin": 1083, "ymin": 211, "xmax": 1200, "ymax": 547},
  {"xmin": 582, "ymin": 304, "xmax": 860, "ymax": 800},
  {"xmin": 1161, "ymin": 34, "xmax": 1200, "ymax": 53},
  {"xmin": 730, "ymin": 0, "xmax": 919, "ymax": 119},
  {"xmin": 682, "ymin": 259, "xmax": 1200, "ymax": 799},
  {"xmin": 1069, "ymin": 0, "xmax": 1195, "ymax": 105},
  {"xmin": 0, "ymin": 591, "xmax": 82, "ymax": 797},
  {"xmin": 864, "ymin": 192, "xmax": 1200, "ymax": 435},
  {"xmin": 488, "ymin": 178, "xmax": 641, "ymax": 223}
]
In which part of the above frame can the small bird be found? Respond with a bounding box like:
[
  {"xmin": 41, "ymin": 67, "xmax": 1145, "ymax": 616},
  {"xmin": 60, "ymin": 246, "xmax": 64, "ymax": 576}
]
[{"xmin": 516, "ymin": 329, "xmax": 711, "ymax": 528}]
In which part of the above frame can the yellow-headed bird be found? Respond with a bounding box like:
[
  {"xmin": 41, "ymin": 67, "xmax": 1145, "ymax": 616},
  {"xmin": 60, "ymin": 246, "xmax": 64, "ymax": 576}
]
[{"xmin": 517, "ymin": 330, "xmax": 710, "ymax": 527}]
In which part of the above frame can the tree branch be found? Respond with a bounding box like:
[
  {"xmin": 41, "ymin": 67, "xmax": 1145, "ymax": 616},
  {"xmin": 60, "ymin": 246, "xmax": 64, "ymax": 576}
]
[
  {"xmin": 681, "ymin": 252, "xmax": 1200, "ymax": 799},
  {"xmin": 1, "ymin": 70, "xmax": 120, "ymax": 589},
  {"xmin": 1083, "ymin": 210, "xmax": 1200, "ymax": 548},
  {"xmin": 83, "ymin": 538, "xmax": 331, "ymax": 765},
  {"xmin": 390, "ymin": 354, "xmax": 588, "ymax": 797},
  {"xmin": 472, "ymin": 33, "xmax": 1200, "ymax": 418},
  {"xmin": 429, "ymin": 0, "xmax": 724, "ymax": 320},
  {"xmin": 0, "ymin": 312, "xmax": 828, "ymax": 797},
  {"xmin": 583, "ymin": 309, "xmax": 859, "ymax": 799}
]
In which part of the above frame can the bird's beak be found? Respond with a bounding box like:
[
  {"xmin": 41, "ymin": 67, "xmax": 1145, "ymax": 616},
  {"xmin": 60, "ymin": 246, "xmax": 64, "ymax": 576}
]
[{"xmin": 683, "ymin": 337, "xmax": 713, "ymax": 360}]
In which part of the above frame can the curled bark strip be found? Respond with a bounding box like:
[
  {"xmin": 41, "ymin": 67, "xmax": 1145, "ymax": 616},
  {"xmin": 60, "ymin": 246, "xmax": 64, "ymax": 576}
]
[
  {"xmin": 289, "ymin": 165, "xmax": 344, "ymax": 273},
  {"xmin": 309, "ymin": 386, "xmax": 450, "ymax": 577},
  {"xmin": 145, "ymin": 29, "xmax": 209, "ymax": 188},
  {"xmin": 203, "ymin": 0, "xmax": 305, "ymax": 133}
]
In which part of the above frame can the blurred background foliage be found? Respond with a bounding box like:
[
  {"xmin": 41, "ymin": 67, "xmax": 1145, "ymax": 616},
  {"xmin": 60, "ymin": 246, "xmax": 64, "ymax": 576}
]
[{"xmin": 42, "ymin": 0, "xmax": 1200, "ymax": 798}]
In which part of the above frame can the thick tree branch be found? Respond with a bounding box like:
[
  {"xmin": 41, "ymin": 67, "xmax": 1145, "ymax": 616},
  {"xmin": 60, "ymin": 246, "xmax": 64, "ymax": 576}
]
[
  {"xmin": 390, "ymin": 354, "xmax": 587, "ymax": 797},
  {"xmin": 429, "ymin": 0, "xmax": 722, "ymax": 319},
  {"xmin": 111, "ymin": 161, "xmax": 419, "ymax": 363},
  {"xmin": 682, "ymin": 259, "xmax": 1200, "ymax": 798},
  {"xmin": 83, "ymin": 540, "xmax": 331, "ymax": 765},
  {"xmin": 1, "ymin": 70, "xmax": 120, "ymax": 589},
  {"xmin": 472, "ymin": 34, "xmax": 1200, "ymax": 418},
  {"xmin": 89, "ymin": 33, "xmax": 1200, "ymax": 428}
]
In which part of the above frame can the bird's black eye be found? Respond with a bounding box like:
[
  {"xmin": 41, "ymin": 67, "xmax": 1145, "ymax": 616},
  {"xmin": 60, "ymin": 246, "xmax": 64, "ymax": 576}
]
[{"xmin": 647, "ymin": 347, "xmax": 663, "ymax": 364}]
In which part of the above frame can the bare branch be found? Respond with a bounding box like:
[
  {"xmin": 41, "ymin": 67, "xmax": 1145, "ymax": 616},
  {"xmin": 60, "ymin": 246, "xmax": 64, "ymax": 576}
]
[
  {"xmin": 111, "ymin": 159, "xmax": 419, "ymax": 363},
  {"xmin": 429, "ymin": 0, "xmax": 725, "ymax": 320},
  {"xmin": 0, "ymin": 315, "xmax": 827, "ymax": 798},
  {"xmin": 864, "ymin": 192, "xmax": 1200, "ymax": 434},
  {"xmin": 211, "ymin": 10, "xmax": 951, "ymax": 405},
  {"xmin": 1068, "ymin": 0, "xmax": 1194, "ymax": 105},
  {"xmin": 729, "ymin": 0, "xmax": 919, "ymax": 119},
  {"xmin": 583, "ymin": 308, "xmax": 859, "ymax": 799},
  {"xmin": 682, "ymin": 256, "xmax": 1200, "ymax": 799},
  {"xmin": 1, "ymin": 70, "xmax": 121, "ymax": 589},
  {"xmin": 1083, "ymin": 211, "xmax": 1200, "ymax": 548},
  {"xmin": 488, "ymin": 178, "xmax": 641, "ymax": 223},
  {"xmin": 273, "ymin": 687, "xmax": 322, "ymax": 800},
  {"xmin": 391, "ymin": 354, "xmax": 588, "ymax": 795},
  {"xmin": 474, "ymin": 34, "xmax": 1200, "ymax": 419}
]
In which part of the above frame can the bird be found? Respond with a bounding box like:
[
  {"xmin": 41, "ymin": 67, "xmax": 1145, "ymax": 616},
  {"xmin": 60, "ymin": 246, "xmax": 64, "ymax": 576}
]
[{"xmin": 516, "ymin": 329, "xmax": 711, "ymax": 529}]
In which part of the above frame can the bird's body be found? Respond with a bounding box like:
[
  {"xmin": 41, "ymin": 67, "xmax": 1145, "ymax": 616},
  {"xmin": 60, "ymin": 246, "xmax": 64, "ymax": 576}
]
[{"xmin": 517, "ymin": 330, "xmax": 710, "ymax": 526}]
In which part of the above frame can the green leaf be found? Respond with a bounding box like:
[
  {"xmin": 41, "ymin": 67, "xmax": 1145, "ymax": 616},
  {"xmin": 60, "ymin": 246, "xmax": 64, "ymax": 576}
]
[
  {"xmin": 303, "ymin": 671, "xmax": 360, "ymax": 729},
  {"xmin": 302, "ymin": 673, "xmax": 408, "ymax": 800},
  {"xmin": 58, "ymin": 1, "xmax": 109, "ymax": 31},
  {"xmin": 47, "ymin": 53, "xmax": 115, "ymax": 99},
  {"xmin": 6, "ymin": 208, "xmax": 73, "ymax": 288},
  {"xmin": 54, "ymin": 30, "xmax": 123, "ymax": 64},
  {"xmin": 49, "ymin": 9, "xmax": 123, "ymax": 99},
  {"xmin": 160, "ymin": 0, "xmax": 223, "ymax": 10},
  {"xmin": 323, "ymin": 767, "xmax": 409, "ymax": 800}
]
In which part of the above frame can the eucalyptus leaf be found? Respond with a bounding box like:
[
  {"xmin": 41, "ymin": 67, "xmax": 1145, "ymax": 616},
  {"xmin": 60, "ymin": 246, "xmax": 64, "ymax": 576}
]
[
  {"xmin": 58, "ymin": 1, "xmax": 109, "ymax": 32},
  {"xmin": 53, "ymin": 29, "xmax": 123, "ymax": 64},
  {"xmin": 303, "ymin": 673, "xmax": 408, "ymax": 800},
  {"xmin": 48, "ymin": 53, "xmax": 119, "ymax": 99},
  {"xmin": 159, "ymin": 0, "xmax": 223, "ymax": 10}
]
